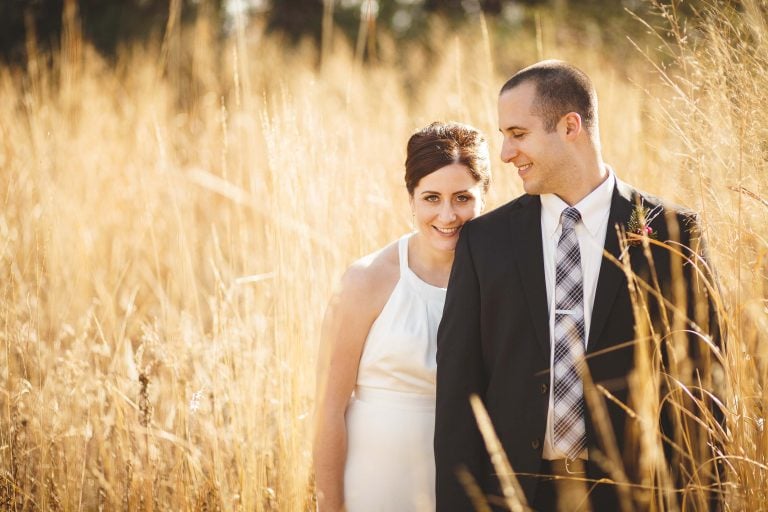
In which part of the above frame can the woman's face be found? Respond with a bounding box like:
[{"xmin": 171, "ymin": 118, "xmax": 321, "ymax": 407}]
[{"xmin": 410, "ymin": 163, "xmax": 485, "ymax": 252}]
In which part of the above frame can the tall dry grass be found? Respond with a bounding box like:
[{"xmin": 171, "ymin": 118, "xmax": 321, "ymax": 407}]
[
  {"xmin": 0, "ymin": 0, "xmax": 765, "ymax": 509},
  {"xmin": 643, "ymin": 1, "xmax": 768, "ymax": 508}
]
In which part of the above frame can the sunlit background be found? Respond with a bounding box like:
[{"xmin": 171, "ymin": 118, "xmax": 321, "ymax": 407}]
[{"xmin": 1, "ymin": 0, "xmax": 766, "ymax": 509}]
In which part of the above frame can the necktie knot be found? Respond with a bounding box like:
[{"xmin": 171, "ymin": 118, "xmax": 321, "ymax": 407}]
[{"xmin": 560, "ymin": 207, "xmax": 581, "ymax": 231}]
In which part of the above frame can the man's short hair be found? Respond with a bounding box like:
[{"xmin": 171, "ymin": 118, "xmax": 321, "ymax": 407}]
[{"xmin": 500, "ymin": 60, "xmax": 598, "ymax": 134}]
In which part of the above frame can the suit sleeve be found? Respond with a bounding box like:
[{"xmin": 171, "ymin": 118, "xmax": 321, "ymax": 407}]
[
  {"xmin": 676, "ymin": 212, "xmax": 723, "ymax": 377},
  {"xmin": 688, "ymin": 216, "xmax": 727, "ymax": 509},
  {"xmin": 660, "ymin": 211, "xmax": 725, "ymax": 508},
  {"xmin": 435, "ymin": 224, "xmax": 488, "ymax": 511}
]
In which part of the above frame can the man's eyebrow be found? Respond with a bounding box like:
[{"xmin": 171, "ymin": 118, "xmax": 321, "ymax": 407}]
[{"xmin": 501, "ymin": 125, "xmax": 526, "ymax": 132}]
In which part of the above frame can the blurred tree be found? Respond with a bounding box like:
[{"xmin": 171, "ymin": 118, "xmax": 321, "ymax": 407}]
[
  {"xmin": 0, "ymin": 0, "xmax": 224, "ymax": 64},
  {"xmin": 0, "ymin": 0, "xmax": 710, "ymax": 65},
  {"xmin": 424, "ymin": 0, "xmax": 502, "ymax": 16},
  {"xmin": 0, "ymin": 0, "xmax": 64, "ymax": 63},
  {"xmin": 265, "ymin": 0, "xmax": 324, "ymax": 43}
]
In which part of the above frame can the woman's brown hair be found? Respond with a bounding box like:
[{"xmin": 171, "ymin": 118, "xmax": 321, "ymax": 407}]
[{"xmin": 404, "ymin": 121, "xmax": 491, "ymax": 195}]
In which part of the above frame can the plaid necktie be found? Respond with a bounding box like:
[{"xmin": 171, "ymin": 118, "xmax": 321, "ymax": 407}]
[{"xmin": 552, "ymin": 207, "xmax": 587, "ymax": 460}]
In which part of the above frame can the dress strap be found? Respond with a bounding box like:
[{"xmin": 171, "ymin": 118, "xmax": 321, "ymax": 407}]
[
  {"xmin": 397, "ymin": 232, "xmax": 446, "ymax": 301},
  {"xmin": 398, "ymin": 233, "xmax": 412, "ymax": 280}
]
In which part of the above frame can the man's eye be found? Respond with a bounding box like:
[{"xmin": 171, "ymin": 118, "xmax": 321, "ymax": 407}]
[{"xmin": 513, "ymin": 132, "xmax": 526, "ymax": 139}]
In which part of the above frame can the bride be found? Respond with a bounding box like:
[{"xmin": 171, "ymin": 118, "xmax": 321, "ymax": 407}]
[{"xmin": 314, "ymin": 121, "xmax": 491, "ymax": 511}]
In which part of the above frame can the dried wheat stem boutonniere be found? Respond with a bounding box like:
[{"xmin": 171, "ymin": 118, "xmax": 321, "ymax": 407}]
[{"xmin": 625, "ymin": 202, "xmax": 662, "ymax": 247}]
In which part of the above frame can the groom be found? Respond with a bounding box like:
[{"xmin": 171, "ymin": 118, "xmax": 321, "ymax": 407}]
[{"xmin": 434, "ymin": 60, "xmax": 720, "ymax": 511}]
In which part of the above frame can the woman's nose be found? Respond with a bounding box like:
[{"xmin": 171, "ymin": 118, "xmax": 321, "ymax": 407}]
[{"xmin": 439, "ymin": 203, "xmax": 457, "ymax": 222}]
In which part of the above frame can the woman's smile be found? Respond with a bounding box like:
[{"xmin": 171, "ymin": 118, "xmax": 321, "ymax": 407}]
[{"xmin": 433, "ymin": 225, "xmax": 461, "ymax": 236}]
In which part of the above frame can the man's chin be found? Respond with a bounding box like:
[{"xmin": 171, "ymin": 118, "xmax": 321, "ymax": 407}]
[{"xmin": 522, "ymin": 181, "xmax": 541, "ymax": 196}]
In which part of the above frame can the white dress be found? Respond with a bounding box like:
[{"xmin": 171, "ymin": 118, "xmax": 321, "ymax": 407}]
[{"xmin": 344, "ymin": 233, "xmax": 446, "ymax": 512}]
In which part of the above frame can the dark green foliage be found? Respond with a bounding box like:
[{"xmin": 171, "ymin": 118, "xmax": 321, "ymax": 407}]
[
  {"xmin": 0, "ymin": 0, "xmax": 65, "ymax": 63},
  {"xmin": 0, "ymin": 0, "xmax": 224, "ymax": 64},
  {"xmin": 265, "ymin": 0, "xmax": 324, "ymax": 43},
  {"xmin": 0, "ymin": 0, "xmax": 709, "ymax": 66}
]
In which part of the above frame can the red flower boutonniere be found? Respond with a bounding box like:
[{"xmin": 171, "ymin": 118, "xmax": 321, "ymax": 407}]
[{"xmin": 625, "ymin": 202, "xmax": 662, "ymax": 246}]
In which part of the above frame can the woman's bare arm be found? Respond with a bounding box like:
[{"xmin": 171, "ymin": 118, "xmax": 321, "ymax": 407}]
[{"xmin": 313, "ymin": 248, "xmax": 397, "ymax": 511}]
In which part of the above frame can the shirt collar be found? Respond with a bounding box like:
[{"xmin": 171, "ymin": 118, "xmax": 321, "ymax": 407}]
[{"xmin": 540, "ymin": 167, "xmax": 616, "ymax": 238}]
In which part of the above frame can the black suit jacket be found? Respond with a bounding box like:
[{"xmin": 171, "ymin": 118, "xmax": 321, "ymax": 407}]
[{"xmin": 434, "ymin": 179, "xmax": 718, "ymax": 510}]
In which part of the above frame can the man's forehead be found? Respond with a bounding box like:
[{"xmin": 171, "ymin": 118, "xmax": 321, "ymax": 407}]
[
  {"xmin": 498, "ymin": 87, "xmax": 537, "ymax": 125},
  {"xmin": 500, "ymin": 80, "xmax": 537, "ymax": 104}
]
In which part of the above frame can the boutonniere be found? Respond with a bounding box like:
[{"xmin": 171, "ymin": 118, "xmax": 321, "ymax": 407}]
[{"xmin": 625, "ymin": 201, "xmax": 662, "ymax": 247}]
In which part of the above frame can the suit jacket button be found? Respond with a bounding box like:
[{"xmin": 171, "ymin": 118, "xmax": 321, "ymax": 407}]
[
  {"xmin": 531, "ymin": 438, "xmax": 541, "ymax": 450},
  {"xmin": 540, "ymin": 383, "xmax": 548, "ymax": 394}
]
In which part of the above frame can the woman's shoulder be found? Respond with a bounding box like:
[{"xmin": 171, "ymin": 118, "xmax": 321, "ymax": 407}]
[
  {"xmin": 325, "ymin": 238, "xmax": 402, "ymax": 329},
  {"xmin": 339, "ymin": 238, "xmax": 400, "ymax": 299}
]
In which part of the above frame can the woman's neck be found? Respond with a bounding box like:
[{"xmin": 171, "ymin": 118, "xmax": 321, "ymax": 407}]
[{"xmin": 408, "ymin": 232, "xmax": 454, "ymax": 287}]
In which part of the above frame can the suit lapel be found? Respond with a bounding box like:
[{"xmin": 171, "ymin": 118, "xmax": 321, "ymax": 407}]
[
  {"xmin": 511, "ymin": 196, "xmax": 551, "ymax": 358},
  {"xmin": 587, "ymin": 179, "xmax": 637, "ymax": 353}
]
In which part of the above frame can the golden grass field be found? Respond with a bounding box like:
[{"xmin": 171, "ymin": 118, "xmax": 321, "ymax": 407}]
[{"xmin": 1, "ymin": 0, "xmax": 767, "ymax": 509}]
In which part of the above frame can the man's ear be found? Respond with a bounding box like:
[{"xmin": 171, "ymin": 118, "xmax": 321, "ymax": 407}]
[{"xmin": 562, "ymin": 112, "xmax": 583, "ymax": 140}]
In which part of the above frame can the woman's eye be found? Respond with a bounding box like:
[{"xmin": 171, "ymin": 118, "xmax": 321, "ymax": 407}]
[
  {"xmin": 424, "ymin": 195, "xmax": 440, "ymax": 202},
  {"xmin": 455, "ymin": 195, "xmax": 471, "ymax": 203}
]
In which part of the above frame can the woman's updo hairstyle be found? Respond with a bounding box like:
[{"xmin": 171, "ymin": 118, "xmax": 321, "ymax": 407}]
[{"xmin": 404, "ymin": 121, "xmax": 491, "ymax": 196}]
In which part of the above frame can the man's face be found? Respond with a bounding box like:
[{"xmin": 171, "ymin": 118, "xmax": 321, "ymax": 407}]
[{"xmin": 498, "ymin": 81, "xmax": 569, "ymax": 196}]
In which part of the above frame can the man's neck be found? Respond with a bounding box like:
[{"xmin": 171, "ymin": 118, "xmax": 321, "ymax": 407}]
[{"xmin": 559, "ymin": 160, "xmax": 608, "ymax": 206}]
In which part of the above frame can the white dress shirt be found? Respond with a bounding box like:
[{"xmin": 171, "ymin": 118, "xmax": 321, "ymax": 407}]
[{"xmin": 541, "ymin": 169, "xmax": 616, "ymax": 460}]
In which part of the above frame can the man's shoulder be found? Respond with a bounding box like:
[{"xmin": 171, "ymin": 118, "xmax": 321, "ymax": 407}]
[
  {"xmin": 465, "ymin": 193, "xmax": 533, "ymax": 230},
  {"xmin": 626, "ymin": 187, "xmax": 694, "ymax": 215},
  {"xmin": 618, "ymin": 180, "xmax": 701, "ymax": 235}
]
